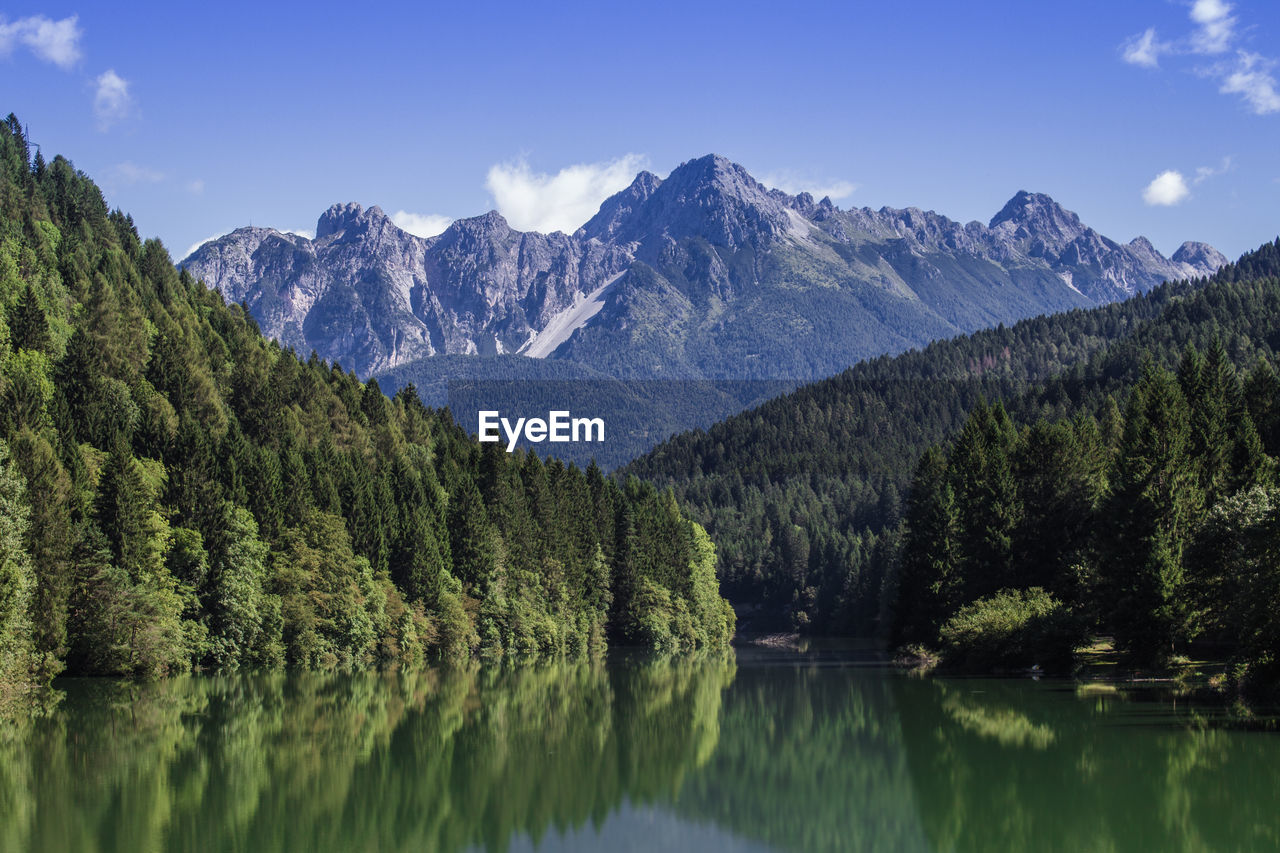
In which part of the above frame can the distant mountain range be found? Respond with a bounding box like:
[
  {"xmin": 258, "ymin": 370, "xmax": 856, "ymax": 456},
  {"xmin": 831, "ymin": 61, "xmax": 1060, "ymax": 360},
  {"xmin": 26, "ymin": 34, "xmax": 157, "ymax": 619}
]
[{"xmin": 180, "ymin": 156, "xmax": 1225, "ymax": 383}]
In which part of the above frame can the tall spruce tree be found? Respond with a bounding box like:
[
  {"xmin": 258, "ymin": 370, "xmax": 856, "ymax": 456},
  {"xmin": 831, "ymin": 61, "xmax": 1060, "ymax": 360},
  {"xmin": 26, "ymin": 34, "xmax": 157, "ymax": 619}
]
[
  {"xmin": 893, "ymin": 447, "xmax": 961, "ymax": 646},
  {"xmin": 1104, "ymin": 360, "xmax": 1202, "ymax": 662}
]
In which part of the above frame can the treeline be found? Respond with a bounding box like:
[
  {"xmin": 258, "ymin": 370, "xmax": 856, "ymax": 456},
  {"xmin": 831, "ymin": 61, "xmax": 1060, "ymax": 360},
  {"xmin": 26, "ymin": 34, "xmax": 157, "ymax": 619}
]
[
  {"xmin": 0, "ymin": 116, "xmax": 732, "ymax": 687},
  {"xmin": 626, "ymin": 238, "xmax": 1280, "ymax": 633},
  {"xmin": 892, "ymin": 340, "xmax": 1280, "ymax": 684}
]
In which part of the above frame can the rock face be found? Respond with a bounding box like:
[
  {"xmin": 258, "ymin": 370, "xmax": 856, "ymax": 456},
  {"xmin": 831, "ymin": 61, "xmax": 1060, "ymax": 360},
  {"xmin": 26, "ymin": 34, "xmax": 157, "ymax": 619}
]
[{"xmin": 181, "ymin": 156, "xmax": 1225, "ymax": 379}]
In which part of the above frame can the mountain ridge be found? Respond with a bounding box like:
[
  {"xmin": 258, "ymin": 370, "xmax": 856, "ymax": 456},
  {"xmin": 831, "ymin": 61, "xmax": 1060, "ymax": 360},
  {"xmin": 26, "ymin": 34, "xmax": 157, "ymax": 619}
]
[{"xmin": 181, "ymin": 155, "xmax": 1226, "ymax": 380}]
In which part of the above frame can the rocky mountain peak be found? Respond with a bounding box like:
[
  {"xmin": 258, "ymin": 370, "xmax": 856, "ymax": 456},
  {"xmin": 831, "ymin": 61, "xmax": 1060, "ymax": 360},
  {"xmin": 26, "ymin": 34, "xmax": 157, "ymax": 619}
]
[
  {"xmin": 986, "ymin": 190, "xmax": 1099, "ymax": 262},
  {"xmin": 633, "ymin": 154, "xmax": 794, "ymax": 250},
  {"xmin": 580, "ymin": 171, "xmax": 663, "ymax": 242},
  {"xmin": 989, "ymin": 191, "xmax": 1083, "ymax": 236},
  {"xmin": 1172, "ymin": 241, "xmax": 1229, "ymax": 271},
  {"xmin": 314, "ymin": 202, "xmax": 398, "ymax": 242},
  {"xmin": 437, "ymin": 210, "xmax": 512, "ymax": 244},
  {"xmin": 664, "ymin": 154, "xmax": 766, "ymax": 199},
  {"xmin": 316, "ymin": 202, "xmax": 365, "ymax": 239}
]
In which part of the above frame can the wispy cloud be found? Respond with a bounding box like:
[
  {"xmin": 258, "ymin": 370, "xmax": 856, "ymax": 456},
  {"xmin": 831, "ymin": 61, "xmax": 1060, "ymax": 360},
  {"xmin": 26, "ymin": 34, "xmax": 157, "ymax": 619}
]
[
  {"xmin": 391, "ymin": 210, "xmax": 452, "ymax": 238},
  {"xmin": 94, "ymin": 69, "xmax": 134, "ymax": 129},
  {"xmin": 1194, "ymin": 155, "xmax": 1233, "ymax": 183},
  {"xmin": 182, "ymin": 234, "xmax": 225, "ymax": 260},
  {"xmin": 186, "ymin": 179, "xmax": 205, "ymax": 195},
  {"xmin": 111, "ymin": 161, "xmax": 165, "ymax": 185},
  {"xmin": 486, "ymin": 154, "xmax": 647, "ymax": 234},
  {"xmin": 1219, "ymin": 52, "xmax": 1280, "ymax": 114},
  {"xmin": 759, "ymin": 170, "xmax": 858, "ymax": 202},
  {"xmin": 0, "ymin": 14, "xmax": 82, "ymax": 69},
  {"xmin": 1122, "ymin": 28, "xmax": 1169, "ymax": 68},
  {"xmin": 1121, "ymin": 0, "xmax": 1278, "ymax": 116},
  {"xmin": 1143, "ymin": 170, "xmax": 1191, "ymax": 206}
]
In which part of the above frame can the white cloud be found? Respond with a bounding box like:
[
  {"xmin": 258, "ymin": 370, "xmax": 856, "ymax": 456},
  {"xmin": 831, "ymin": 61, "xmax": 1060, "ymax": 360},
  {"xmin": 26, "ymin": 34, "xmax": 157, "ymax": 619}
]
[
  {"xmin": 391, "ymin": 210, "xmax": 452, "ymax": 238},
  {"xmin": 111, "ymin": 161, "xmax": 165, "ymax": 184},
  {"xmin": 1122, "ymin": 1, "xmax": 1278, "ymax": 117},
  {"xmin": 486, "ymin": 154, "xmax": 647, "ymax": 234},
  {"xmin": 0, "ymin": 14, "xmax": 82, "ymax": 69},
  {"xmin": 1190, "ymin": 0, "xmax": 1236, "ymax": 55},
  {"xmin": 182, "ymin": 233, "xmax": 225, "ymax": 260},
  {"xmin": 1122, "ymin": 28, "xmax": 1167, "ymax": 68},
  {"xmin": 94, "ymin": 69, "xmax": 134, "ymax": 129},
  {"xmin": 1143, "ymin": 170, "xmax": 1191, "ymax": 206},
  {"xmin": 186, "ymin": 179, "xmax": 205, "ymax": 195},
  {"xmin": 280, "ymin": 227, "xmax": 314, "ymax": 240},
  {"xmin": 1194, "ymin": 155, "xmax": 1233, "ymax": 183},
  {"xmin": 759, "ymin": 171, "xmax": 858, "ymax": 201},
  {"xmin": 1220, "ymin": 52, "xmax": 1280, "ymax": 114}
]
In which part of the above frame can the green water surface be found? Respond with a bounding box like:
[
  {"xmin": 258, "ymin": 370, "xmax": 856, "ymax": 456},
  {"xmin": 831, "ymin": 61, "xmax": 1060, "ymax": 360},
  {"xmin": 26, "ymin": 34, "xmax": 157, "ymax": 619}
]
[{"xmin": 2, "ymin": 645, "xmax": 1277, "ymax": 852}]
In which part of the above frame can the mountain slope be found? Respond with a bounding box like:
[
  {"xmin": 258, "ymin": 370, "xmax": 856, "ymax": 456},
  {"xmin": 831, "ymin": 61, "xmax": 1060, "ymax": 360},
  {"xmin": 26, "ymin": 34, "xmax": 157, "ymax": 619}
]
[
  {"xmin": 623, "ymin": 239, "xmax": 1280, "ymax": 633},
  {"xmin": 182, "ymin": 156, "xmax": 1224, "ymax": 382}
]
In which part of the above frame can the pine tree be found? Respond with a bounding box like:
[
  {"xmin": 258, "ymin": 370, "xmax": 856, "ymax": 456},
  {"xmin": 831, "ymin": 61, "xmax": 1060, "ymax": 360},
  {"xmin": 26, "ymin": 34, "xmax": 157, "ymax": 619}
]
[
  {"xmin": 7, "ymin": 427, "xmax": 73, "ymax": 674},
  {"xmin": 205, "ymin": 502, "xmax": 272, "ymax": 668},
  {"xmin": 1244, "ymin": 360, "xmax": 1280, "ymax": 456},
  {"xmin": 10, "ymin": 281, "xmax": 50, "ymax": 353},
  {"xmin": 1103, "ymin": 361, "xmax": 1201, "ymax": 662},
  {"xmin": 949, "ymin": 401, "xmax": 1020, "ymax": 603},
  {"xmin": 893, "ymin": 447, "xmax": 961, "ymax": 646},
  {"xmin": 1012, "ymin": 419, "xmax": 1104, "ymax": 607}
]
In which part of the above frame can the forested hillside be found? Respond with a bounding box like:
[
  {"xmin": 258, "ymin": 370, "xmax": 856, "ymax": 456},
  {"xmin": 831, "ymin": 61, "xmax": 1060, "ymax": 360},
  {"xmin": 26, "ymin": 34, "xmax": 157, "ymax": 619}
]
[
  {"xmin": 0, "ymin": 117, "xmax": 732, "ymax": 690},
  {"xmin": 892, "ymin": 314, "xmax": 1280, "ymax": 686},
  {"xmin": 627, "ymin": 239, "xmax": 1280, "ymax": 634}
]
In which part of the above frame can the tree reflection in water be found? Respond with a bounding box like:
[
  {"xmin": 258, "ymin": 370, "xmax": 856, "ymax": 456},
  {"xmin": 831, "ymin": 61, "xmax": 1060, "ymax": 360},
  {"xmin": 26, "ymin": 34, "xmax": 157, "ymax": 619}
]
[{"xmin": 4, "ymin": 654, "xmax": 1280, "ymax": 852}]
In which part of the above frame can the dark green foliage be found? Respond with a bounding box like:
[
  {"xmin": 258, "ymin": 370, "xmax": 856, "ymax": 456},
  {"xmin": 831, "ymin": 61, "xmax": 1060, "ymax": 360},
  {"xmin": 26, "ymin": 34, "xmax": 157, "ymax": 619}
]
[
  {"xmin": 1101, "ymin": 361, "xmax": 1201, "ymax": 661},
  {"xmin": 0, "ymin": 118, "xmax": 733, "ymax": 681},
  {"xmin": 1186, "ymin": 487, "xmax": 1280, "ymax": 692},
  {"xmin": 0, "ymin": 440, "xmax": 36, "ymax": 692},
  {"xmin": 937, "ymin": 588, "xmax": 1082, "ymax": 673},
  {"xmin": 891, "ymin": 448, "xmax": 960, "ymax": 647},
  {"xmin": 885, "ymin": 251, "xmax": 1280, "ymax": 676}
]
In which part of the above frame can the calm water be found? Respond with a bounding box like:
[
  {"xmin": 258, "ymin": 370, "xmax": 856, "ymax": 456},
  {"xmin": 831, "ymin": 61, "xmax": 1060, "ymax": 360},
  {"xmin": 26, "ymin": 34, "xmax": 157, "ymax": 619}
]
[{"xmin": 2, "ymin": 644, "xmax": 1278, "ymax": 852}]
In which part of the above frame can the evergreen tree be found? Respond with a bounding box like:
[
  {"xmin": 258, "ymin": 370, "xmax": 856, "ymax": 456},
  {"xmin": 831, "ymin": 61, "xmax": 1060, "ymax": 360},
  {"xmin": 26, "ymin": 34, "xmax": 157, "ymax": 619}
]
[
  {"xmin": 1103, "ymin": 361, "xmax": 1201, "ymax": 662},
  {"xmin": 7, "ymin": 427, "xmax": 73, "ymax": 674},
  {"xmin": 1012, "ymin": 418, "xmax": 1105, "ymax": 607},
  {"xmin": 0, "ymin": 439, "xmax": 37, "ymax": 690},
  {"xmin": 893, "ymin": 447, "xmax": 961, "ymax": 646},
  {"xmin": 10, "ymin": 281, "xmax": 50, "ymax": 353},
  {"xmin": 205, "ymin": 502, "xmax": 273, "ymax": 669},
  {"xmin": 949, "ymin": 401, "xmax": 1020, "ymax": 603}
]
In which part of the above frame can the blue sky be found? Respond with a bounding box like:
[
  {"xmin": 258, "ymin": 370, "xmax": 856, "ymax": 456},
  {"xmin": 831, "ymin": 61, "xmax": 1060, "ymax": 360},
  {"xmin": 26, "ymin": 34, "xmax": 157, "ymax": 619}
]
[{"xmin": 1, "ymin": 0, "xmax": 1277, "ymax": 260}]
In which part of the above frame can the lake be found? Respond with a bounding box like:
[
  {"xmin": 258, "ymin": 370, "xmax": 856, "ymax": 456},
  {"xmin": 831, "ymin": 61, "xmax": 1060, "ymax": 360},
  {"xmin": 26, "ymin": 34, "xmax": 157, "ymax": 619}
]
[{"xmin": 2, "ymin": 643, "xmax": 1277, "ymax": 852}]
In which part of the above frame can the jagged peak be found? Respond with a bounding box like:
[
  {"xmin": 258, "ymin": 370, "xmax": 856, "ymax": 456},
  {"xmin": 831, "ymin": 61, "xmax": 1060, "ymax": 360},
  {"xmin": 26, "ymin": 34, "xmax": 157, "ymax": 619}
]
[
  {"xmin": 988, "ymin": 190, "xmax": 1081, "ymax": 231},
  {"xmin": 580, "ymin": 171, "xmax": 664, "ymax": 242},
  {"xmin": 435, "ymin": 210, "xmax": 513, "ymax": 243},
  {"xmin": 316, "ymin": 202, "xmax": 364, "ymax": 239},
  {"xmin": 314, "ymin": 202, "xmax": 396, "ymax": 240},
  {"xmin": 664, "ymin": 154, "xmax": 765, "ymax": 196},
  {"xmin": 628, "ymin": 170, "xmax": 662, "ymax": 195}
]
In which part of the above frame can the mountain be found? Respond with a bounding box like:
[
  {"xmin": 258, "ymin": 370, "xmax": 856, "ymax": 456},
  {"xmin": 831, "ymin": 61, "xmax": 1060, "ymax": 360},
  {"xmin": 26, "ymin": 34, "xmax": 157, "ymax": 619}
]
[
  {"xmin": 623, "ymin": 239, "xmax": 1280, "ymax": 633},
  {"xmin": 181, "ymin": 156, "xmax": 1225, "ymax": 382}
]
